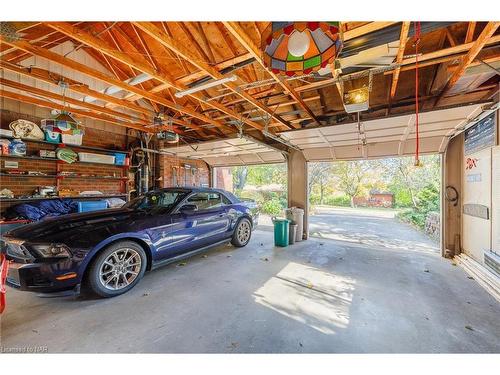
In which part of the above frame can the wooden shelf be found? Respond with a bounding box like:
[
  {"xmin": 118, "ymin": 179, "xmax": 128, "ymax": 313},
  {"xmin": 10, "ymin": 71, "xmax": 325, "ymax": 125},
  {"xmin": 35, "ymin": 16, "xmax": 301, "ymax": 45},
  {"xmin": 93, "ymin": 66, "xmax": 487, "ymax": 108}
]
[
  {"xmin": 0, "ymin": 154, "xmax": 57, "ymax": 161},
  {"xmin": 0, "ymin": 173, "xmax": 56, "ymax": 178},
  {"xmin": 56, "ymin": 175, "xmax": 127, "ymax": 180},
  {"xmin": 0, "ymin": 194, "xmax": 127, "ymax": 203},
  {"xmin": 0, "ymin": 173, "xmax": 127, "ymax": 181},
  {"xmin": 0, "ymin": 136, "xmax": 128, "ymax": 155},
  {"xmin": 0, "ymin": 154, "xmax": 129, "ymax": 167},
  {"xmin": 1, "ymin": 136, "xmax": 129, "ymax": 201}
]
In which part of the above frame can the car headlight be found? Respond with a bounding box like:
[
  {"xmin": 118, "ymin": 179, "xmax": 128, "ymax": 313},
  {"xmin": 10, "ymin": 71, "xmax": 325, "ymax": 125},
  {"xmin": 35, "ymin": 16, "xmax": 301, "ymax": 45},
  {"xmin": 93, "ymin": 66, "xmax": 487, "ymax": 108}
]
[{"xmin": 30, "ymin": 243, "xmax": 72, "ymax": 258}]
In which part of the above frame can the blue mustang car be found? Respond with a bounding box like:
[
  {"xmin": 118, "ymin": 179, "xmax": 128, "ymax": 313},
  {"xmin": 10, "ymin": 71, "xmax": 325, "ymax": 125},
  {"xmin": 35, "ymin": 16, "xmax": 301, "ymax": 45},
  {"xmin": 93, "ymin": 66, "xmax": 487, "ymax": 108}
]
[{"xmin": 1, "ymin": 188, "xmax": 258, "ymax": 297}]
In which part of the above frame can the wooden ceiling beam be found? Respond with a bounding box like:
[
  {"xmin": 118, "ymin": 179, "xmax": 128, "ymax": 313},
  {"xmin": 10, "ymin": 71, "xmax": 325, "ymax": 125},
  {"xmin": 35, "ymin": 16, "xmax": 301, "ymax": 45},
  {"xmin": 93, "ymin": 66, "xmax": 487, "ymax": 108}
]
[
  {"xmin": 465, "ymin": 22, "xmax": 477, "ymax": 43},
  {"xmin": 435, "ymin": 21, "xmax": 500, "ymax": 105},
  {"xmin": 45, "ymin": 22, "xmax": 262, "ymax": 133},
  {"xmin": 193, "ymin": 22, "xmax": 216, "ymax": 64},
  {"xmin": 0, "ymin": 34, "xmax": 231, "ymax": 134},
  {"xmin": 0, "ymin": 89, "xmax": 151, "ymax": 132},
  {"xmin": 343, "ymin": 22, "xmax": 398, "ymax": 40},
  {"xmin": 445, "ymin": 28, "xmax": 457, "ymax": 47},
  {"xmin": 222, "ymin": 21, "xmax": 322, "ymax": 127},
  {"xmin": 0, "ymin": 77, "xmax": 157, "ymax": 128},
  {"xmin": 298, "ymin": 34, "xmax": 500, "ymax": 94},
  {"xmin": 213, "ymin": 95, "xmax": 320, "ymax": 121},
  {"xmin": 0, "ymin": 60, "xmax": 153, "ymax": 118},
  {"xmin": 390, "ymin": 22, "xmax": 411, "ymax": 100},
  {"xmin": 133, "ymin": 22, "xmax": 278, "ymax": 131}
]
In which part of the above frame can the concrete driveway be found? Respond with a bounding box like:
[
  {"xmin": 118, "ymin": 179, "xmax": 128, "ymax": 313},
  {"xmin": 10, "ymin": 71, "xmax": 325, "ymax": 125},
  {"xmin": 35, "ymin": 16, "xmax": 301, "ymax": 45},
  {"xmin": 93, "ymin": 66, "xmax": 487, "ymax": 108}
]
[{"xmin": 308, "ymin": 206, "xmax": 439, "ymax": 254}]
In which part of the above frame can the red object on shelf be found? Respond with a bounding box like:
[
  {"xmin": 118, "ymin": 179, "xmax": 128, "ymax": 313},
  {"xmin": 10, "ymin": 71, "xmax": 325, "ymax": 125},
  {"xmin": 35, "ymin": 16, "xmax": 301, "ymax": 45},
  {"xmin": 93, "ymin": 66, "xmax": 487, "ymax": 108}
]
[{"xmin": 0, "ymin": 253, "xmax": 8, "ymax": 314}]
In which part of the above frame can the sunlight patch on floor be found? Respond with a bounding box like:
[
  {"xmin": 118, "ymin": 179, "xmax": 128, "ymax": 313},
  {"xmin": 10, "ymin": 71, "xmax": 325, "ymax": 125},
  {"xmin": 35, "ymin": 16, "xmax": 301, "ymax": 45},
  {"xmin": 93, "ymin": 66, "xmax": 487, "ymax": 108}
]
[{"xmin": 253, "ymin": 262, "xmax": 355, "ymax": 335}]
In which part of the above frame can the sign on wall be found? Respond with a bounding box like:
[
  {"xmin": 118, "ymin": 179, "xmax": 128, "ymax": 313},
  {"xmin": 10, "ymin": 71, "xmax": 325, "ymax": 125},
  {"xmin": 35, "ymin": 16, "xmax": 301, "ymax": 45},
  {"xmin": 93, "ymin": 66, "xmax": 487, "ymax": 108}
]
[{"xmin": 464, "ymin": 112, "xmax": 497, "ymax": 155}]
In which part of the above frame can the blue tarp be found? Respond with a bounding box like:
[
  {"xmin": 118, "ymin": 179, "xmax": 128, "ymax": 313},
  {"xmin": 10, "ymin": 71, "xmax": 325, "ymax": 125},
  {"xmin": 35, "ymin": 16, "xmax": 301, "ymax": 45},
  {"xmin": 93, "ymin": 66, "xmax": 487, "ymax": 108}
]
[{"xmin": 5, "ymin": 199, "xmax": 80, "ymax": 221}]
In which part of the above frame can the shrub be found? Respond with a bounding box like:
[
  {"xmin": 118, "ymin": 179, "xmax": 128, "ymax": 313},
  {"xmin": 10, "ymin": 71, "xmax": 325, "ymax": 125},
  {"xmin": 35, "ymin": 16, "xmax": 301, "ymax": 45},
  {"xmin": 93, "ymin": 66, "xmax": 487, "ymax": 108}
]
[
  {"xmin": 261, "ymin": 198, "xmax": 284, "ymax": 216},
  {"xmin": 397, "ymin": 184, "xmax": 440, "ymax": 230},
  {"xmin": 323, "ymin": 195, "xmax": 351, "ymax": 207}
]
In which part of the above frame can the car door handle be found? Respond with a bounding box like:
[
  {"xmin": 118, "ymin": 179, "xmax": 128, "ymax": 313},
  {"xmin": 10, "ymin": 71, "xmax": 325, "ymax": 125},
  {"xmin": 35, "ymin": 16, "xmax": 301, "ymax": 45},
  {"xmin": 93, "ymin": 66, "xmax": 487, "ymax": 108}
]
[{"xmin": 218, "ymin": 213, "xmax": 225, "ymax": 217}]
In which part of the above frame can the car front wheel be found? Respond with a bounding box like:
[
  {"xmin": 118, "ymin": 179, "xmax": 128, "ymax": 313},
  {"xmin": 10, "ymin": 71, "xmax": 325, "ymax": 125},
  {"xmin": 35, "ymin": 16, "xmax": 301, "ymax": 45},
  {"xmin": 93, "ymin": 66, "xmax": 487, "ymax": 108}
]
[
  {"xmin": 231, "ymin": 218, "xmax": 252, "ymax": 247},
  {"xmin": 87, "ymin": 241, "xmax": 147, "ymax": 298}
]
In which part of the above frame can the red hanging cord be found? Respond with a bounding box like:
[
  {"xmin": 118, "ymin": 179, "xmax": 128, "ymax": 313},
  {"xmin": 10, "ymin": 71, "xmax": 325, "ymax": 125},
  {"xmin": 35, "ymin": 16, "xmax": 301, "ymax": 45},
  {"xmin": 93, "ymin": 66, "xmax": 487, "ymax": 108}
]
[{"xmin": 414, "ymin": 21, "xmax": 421, "ymax": 166}]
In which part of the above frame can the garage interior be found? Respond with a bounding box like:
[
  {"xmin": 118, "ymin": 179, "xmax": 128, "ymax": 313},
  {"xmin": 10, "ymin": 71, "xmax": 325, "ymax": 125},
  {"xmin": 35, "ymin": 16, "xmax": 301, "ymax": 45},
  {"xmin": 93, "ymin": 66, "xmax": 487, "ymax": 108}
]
[{"xmin": 1, "ymin": 20, "xmax": 500, "ymax": 353}]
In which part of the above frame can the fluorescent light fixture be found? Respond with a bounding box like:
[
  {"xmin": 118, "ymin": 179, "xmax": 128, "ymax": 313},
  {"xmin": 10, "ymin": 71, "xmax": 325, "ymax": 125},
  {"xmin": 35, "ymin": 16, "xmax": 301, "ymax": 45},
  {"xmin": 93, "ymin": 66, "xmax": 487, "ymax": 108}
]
[{"xmin": 175, "ymin": 75, "xmax": 237, "ymax": 98}]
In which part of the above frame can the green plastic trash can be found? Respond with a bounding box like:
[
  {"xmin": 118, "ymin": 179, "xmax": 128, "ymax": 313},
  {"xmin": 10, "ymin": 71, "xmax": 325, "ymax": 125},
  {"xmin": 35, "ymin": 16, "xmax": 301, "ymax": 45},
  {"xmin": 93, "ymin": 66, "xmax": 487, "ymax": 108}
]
[{"xmin": 272, "ymin": 218, "xmax": 290, "ymax": 247}]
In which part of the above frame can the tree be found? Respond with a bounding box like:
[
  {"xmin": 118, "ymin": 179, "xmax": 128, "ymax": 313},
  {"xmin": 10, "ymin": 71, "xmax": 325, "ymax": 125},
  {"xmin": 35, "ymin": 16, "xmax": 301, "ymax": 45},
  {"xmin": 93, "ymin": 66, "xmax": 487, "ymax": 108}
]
[
  {"xmin": 233, "ymin": 166, "xmax": 248, "ymax": 190},
  {"xmin": 383, "ymin": 155, "xmax": 441, "ymax": 208},
  {"xmin": 308, "ymin": 162, "xmax": 332, "ymax": 204},
  {"xmin": 331, "ymin": 160, "xmax": 372, "ymax": 207}
]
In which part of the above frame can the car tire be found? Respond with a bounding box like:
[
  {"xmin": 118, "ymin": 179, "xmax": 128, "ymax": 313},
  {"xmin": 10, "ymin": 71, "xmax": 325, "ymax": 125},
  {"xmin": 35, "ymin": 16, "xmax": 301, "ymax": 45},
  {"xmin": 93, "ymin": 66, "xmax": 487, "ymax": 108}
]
[
  {"xmin": 87, "ymin": 241, "xmax": 147, "ymax": 298},
  {"xmin": 231, "ymin": 218, "xmax": 252, "ymax": 247}
]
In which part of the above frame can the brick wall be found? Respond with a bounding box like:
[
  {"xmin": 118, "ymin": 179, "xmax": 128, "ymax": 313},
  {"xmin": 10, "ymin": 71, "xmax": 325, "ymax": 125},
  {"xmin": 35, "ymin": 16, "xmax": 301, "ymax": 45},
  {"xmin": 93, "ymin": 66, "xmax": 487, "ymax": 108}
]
[
  {"xmin": 1, "ymin": 109, "xmax": 134, "ymax": 215},
  {"xmin": 215, "ymin": 167, "xmax": 233, "ymax": 191},
  {"xmin": 353, "ymin": 193, "xmax": 394, "ymax": 208},
  {"xmin": 159, "ymin": 155, "xmax": 210, "ymax": 188}
]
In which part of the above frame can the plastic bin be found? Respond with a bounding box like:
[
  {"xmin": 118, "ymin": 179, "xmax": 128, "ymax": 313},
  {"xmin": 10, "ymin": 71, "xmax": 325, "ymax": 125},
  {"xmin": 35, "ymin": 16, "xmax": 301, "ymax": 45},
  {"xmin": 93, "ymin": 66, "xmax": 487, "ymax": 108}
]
[
  {"xmin": 44, "ymin": 130, "xmax": 61, "ymax": 143},
  {"xmin": 78, "ymin": 152, "xmax": 115, "ymax": 165},
  {"xmin": 77, "ymin": 200, "xmax": 108, "ymax": 213},
  {"xmin": 114, "ymin": 152, "xmax": 127, "ymax": 165},
  {"xmin": 272, "ymin": 218, "xmax": 290, "ymax": 247},
  {"xmin": 285, "ymin": 207, "xmax": 304, "ymax": 242},
  {"xmin": 289, "ymin": 224, "xmax": 297, "ymax": 245},
  {"xmin": 61, "ymin": 133, "xmax": 83, "ymax": 146}
]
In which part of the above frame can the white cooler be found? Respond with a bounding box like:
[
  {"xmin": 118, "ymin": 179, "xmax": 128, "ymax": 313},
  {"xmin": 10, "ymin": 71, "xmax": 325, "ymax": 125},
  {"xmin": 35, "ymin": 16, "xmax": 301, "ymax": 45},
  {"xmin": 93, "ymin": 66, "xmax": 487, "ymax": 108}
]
[{"xmin": 285, "ymin": 207, "xmax": 304, "ymax": 242}]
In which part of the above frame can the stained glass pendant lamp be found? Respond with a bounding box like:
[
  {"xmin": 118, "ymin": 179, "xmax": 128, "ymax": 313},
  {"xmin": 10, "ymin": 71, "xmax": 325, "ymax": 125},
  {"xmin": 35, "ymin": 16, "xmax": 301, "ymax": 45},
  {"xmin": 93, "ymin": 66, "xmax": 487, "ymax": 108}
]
[{"xmin": 262, "ymin": 22, "xmax": 343, "ymax": 77}]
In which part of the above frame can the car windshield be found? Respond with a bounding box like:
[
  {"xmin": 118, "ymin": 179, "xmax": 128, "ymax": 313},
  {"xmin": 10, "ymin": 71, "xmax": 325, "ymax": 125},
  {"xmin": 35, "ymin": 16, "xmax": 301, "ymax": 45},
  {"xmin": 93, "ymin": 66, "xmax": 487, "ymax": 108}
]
[{"xmin": 123, "ymin": 190, "xmax": 188, "ymax": 212}]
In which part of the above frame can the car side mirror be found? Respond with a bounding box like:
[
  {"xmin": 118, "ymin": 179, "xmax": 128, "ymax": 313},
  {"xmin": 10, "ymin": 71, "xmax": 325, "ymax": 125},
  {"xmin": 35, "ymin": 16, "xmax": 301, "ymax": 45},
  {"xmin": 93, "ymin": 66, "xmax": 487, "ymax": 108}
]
[{"xmin": 180, "ymin": 204, "xmax": 198, "ymax": 213}]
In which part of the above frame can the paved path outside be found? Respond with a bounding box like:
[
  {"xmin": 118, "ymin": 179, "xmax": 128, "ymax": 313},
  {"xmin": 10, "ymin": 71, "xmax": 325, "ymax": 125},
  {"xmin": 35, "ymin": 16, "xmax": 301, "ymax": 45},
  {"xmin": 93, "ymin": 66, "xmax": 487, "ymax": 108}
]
[{"xmin": 260, "ymin": 206, "xmax": 439, "ymax": 254}]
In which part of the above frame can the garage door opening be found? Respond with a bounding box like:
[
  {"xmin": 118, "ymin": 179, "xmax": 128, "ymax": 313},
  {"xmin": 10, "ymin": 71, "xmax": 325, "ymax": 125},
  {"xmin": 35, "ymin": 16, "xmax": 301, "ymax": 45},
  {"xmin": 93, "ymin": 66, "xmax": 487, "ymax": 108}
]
[
  {"xmin": 213, "ymin": 163, "xmax": 287, "ymax": 227},
  {"xmin": 308, "ymin": 155, "xmax": 442, "ymax": 253}
]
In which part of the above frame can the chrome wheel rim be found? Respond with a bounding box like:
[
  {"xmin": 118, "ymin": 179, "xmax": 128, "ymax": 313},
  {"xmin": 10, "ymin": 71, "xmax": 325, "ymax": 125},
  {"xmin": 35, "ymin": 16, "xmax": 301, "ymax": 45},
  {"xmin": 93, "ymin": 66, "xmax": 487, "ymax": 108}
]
[
  {"xmin": 237, "ymin": 220, "xmax": 251, "ymax": 243},
  {"xmin": 99, "ymin": 248, "xmax": 141, "ymax": 291}
]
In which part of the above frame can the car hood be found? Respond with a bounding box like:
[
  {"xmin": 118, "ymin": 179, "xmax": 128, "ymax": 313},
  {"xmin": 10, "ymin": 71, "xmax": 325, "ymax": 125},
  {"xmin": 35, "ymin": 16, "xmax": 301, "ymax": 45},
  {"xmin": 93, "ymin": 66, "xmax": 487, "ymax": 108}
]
[{"xmin": 4, "ymin": 208, "xmax": 140, "ymax": 243}]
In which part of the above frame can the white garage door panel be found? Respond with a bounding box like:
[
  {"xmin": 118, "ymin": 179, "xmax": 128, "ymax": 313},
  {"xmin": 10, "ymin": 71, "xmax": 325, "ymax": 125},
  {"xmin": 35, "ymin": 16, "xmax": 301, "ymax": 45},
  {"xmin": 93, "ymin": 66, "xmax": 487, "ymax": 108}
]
[
  {"xmin": 492, "ymin": 146, "xmax": 500, "ymax": 254},
  {"xmin": 161, "ymin": 137, "xmax": 285, "ymax": 166},
  {"xmin": 367, "ymin": 142, "xmax": 400, "ymax": 157},
  {"xmin": 402, "ymin": 137, "xmax": 444, "ymax": 154},
  {"xmin": 279, "ymin": 104, "xmax": 484, "ymax": 160},
  {"xmin": 462, "ymin": 148, "xmax": 492, "ymax": 264}
]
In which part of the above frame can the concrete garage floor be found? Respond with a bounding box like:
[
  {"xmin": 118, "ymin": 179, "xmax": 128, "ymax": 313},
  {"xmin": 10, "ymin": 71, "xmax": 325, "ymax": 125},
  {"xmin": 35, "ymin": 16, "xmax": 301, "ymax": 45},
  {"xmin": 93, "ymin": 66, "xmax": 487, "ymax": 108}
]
[{"xmin": 1, "ymin": 229, "xmax": 499, "ymax": 353}]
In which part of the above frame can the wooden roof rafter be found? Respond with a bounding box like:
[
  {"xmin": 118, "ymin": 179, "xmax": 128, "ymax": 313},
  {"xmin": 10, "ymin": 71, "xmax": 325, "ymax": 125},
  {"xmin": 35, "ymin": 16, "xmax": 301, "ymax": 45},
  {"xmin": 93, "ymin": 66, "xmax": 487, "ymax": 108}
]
[
  {"xmin": 132, "ymin": 22, "xmax": 284, "ymax": 131},
  {"xmin": 0, "ymin": 34, "xmax": 233, "ymax": 134},
  {"xmin": 435, "ymin": 21, "xmax": 500, "ymax": 106},
  {"xmin": 45, "ymin": 22, "xmax": 271, "ymax": 133}
]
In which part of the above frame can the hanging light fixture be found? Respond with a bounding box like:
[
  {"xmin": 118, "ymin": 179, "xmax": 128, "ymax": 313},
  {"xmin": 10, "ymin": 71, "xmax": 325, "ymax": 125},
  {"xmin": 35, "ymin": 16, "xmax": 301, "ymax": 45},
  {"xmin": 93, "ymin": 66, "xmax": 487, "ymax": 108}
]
[
  {"xmin": 41, "ymin": 81, "xmax": 81, "ymax": 136},
  {"xmin": 262, "ymin": 22, "xmax": 343, "ymax": 77}
]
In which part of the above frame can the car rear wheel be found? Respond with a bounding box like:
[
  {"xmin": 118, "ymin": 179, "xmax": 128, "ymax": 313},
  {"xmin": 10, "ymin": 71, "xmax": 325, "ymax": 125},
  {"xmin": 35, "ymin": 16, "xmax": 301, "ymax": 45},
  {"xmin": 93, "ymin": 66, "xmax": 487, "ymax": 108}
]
[
  {"xmin": 231, "ymin": 218, "xmax": 252, "ymax": 247},
  {"xmin": 87, "ymin": 241, "xmax": 147, "ymax": 298}
]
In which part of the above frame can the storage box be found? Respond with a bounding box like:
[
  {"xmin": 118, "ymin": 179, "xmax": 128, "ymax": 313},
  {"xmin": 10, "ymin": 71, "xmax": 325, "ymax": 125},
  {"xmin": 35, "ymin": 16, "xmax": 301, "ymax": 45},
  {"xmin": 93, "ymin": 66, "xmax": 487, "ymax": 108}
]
[
  {"xmin": 77, "ymin": 200, "xmax": 108, "ymax": 213},
  {"xmin": 44, "ymin": 130, "xmax": 61, "ymax": 143},
  {"xmin": 0, "ymin": 129, "xmax": 13, "ymax": 138},
  {"xmin": 39, "ymin": 150, "xmax": 56, "ymax": 158},
  {"xmin": 61, "ymin": 133, "xmax": 83, "ymax": 146},
  {"xmin": 78, "ymin": 152, "xmax": 115, "ymax": 165},
  {"xmin": 114, "ymin": 152, "xmax": 127, "ymax": 165}
]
